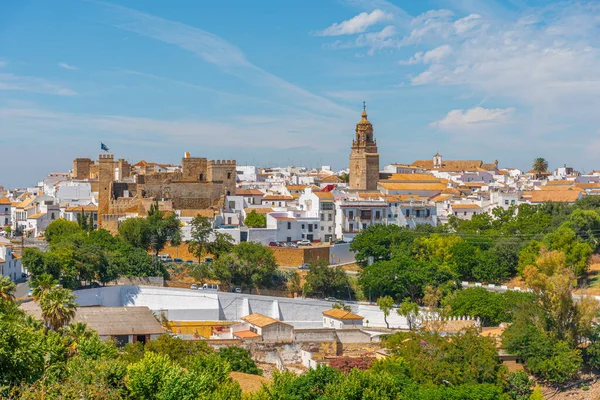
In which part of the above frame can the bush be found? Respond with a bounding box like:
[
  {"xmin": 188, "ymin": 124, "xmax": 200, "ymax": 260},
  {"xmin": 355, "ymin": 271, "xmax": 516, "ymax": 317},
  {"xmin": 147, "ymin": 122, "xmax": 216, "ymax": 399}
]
[
  {"xmin": 218, "ymin": 346, "xmax": 262, "ymax": 375},
  {"xmin": 329, "ymin": 356, "xmax": 374, "ymax": 373},
  {"xmin": 505, "ymin": 371, "xmax": 533, "ymax": 400}
]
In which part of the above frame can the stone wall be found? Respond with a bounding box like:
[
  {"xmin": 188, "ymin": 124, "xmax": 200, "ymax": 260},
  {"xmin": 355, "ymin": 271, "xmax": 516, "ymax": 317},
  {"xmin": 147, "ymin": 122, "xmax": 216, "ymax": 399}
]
[
  {"xmin": 272, "ymin": 246, "xmax": 330, "ymax": 267},
  {"xmin": 73, "ymin": 158, "xmax": 92, "ymax": 180},
  {"xmin": 139, "ymin": 182, "xmax": 225, "ymax": 209},
  {"xmin": 182, "ymin": 157, "xmax": 207, "ymax": 181}
]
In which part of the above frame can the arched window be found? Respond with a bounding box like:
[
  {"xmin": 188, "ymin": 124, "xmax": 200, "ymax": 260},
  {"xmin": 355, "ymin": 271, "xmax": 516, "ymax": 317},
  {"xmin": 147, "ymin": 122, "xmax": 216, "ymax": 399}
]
[
  {"xmin": 199, "ymin": 173, "xmax": 204, "ymax": 181},
  {"xmin": 227, "ymin": 172, "xmax": 232, "ymax": 179}
]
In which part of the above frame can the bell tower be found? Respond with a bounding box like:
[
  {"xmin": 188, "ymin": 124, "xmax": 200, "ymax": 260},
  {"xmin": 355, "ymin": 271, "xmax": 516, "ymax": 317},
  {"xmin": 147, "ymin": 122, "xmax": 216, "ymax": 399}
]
[{"xmin": 349, "ymin": 103, "xmax": 380, "ymax": 191}]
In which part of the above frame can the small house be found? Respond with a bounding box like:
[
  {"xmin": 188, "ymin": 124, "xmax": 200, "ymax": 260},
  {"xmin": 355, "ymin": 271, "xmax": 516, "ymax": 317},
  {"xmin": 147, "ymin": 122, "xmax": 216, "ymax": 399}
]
[
  {"xmin": 231, "ymin": 313, "xmax": 293, "ymax": 341},
  {"xmin": 322, "ymin": 308, "xmax": 364, "ymax": 329}
]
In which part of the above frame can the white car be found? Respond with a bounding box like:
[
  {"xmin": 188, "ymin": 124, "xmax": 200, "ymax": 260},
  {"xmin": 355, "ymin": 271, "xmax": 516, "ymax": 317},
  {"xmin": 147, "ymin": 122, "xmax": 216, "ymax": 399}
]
[
  {"xmin": 298, "ymin": 240, "xmax": 311, "ymax": 246},
  {"xmin": 190, "ymin": 284, "xmax": 198, "ymax": 290}
]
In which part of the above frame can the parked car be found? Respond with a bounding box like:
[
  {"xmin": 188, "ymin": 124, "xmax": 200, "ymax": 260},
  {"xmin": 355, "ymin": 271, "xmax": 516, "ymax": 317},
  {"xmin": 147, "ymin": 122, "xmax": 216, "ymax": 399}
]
[
  {"xmin": 233, "ymin": 287, "xmax": 242, "ymax": 293},
  {"xmin": 190, "ymin": 284, "xmax": 198, "ymax": 290},
  {"xmin": 27, "ymin": 289, "xmax": 33, "ymax": 297},
  {"xmin": 334, "ymin": 240, "xmax": 347, "ymax": 244},
  {"xmin": 174, "ymin": 258, "xmax": 184, "ymax": 264},
  {"xmin": 158, "ymin": 254, "xmax": 171, "ymax": 261},
  {"xmin": 298, "ymin": 240, "xmax": 311, "ymax": 246},
  {"xmin": 287, "ymin": 242, "xmax": 298, "ymax": 248},
  {"xmin": 298, "ymin": 264, "xmax": 310, "ymax": 270},
  {"xmin": 202, "ymin": 283, "xmax": 219, "ymax": 291},
  {"xmin": 185, "ymin": 260, "xmax": 194, "ymax": 264},
  {"xmin": 268, "ymin": 242, "xmax": 279, "ymax": 247},
  {"xmin": 204, "ymin": 257, "xmax": 213, "ymax": 263},
  {"xmin": 324, "ymin": 297, "xmax": 338, "ymax": 302}
]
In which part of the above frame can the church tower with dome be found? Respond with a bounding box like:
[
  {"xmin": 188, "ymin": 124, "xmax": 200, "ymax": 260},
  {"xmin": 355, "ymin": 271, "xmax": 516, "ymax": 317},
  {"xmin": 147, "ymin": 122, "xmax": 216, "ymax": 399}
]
[{"xmin": 349, "ymin": 103, "xmax": 380, "ymax": 191}]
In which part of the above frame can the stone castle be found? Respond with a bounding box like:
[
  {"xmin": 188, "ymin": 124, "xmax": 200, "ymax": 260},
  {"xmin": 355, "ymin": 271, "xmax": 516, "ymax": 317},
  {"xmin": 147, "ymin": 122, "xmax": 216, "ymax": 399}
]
[{"xmin": 73, "ymin": 152, "xmax": 236, "ymax": 228}]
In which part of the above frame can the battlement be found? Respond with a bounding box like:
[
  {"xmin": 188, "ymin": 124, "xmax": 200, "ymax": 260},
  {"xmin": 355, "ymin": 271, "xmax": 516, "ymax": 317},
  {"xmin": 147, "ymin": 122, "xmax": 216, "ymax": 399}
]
[
  {"xmin": 99, "ymin": 154, "xmax": 114, "ymax": 161},
  {"xmin": 208, "ymin": 159, "xmax": 236, "ymax": 166}
]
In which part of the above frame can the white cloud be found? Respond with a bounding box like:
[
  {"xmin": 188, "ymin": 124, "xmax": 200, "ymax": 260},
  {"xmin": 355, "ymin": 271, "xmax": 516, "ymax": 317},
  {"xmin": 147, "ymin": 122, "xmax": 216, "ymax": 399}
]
[
  {"xmin": 453, "ymin": 14, "xmax": 483, "ymax": 34},
  {"xmin": 430, "ymin": 107, "xmax": 515, "ymax": 128},
  {"xmin": 58, "ymin": 62, "xmax": 78, "ymax": 70},
  {"xmin": 0, "ymin": 59, "xmax": 7, "ymax": 68},
  {"xmin": 399, "ymin": 44, "xmax": 452, "ymax": 65},
  {"xmin": 316, "ymin": 9, "xmax": 392, "ymax": 36},
  {"xmin": 0, "ymin": 73, "xmax": 76, "ymax": 96}
]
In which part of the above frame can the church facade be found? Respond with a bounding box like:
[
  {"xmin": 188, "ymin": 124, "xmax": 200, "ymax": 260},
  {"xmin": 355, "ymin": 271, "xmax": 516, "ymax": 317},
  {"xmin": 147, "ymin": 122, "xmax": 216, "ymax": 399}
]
[{"xmin": 349, "ymin": 104, "xmax": 380, "ymax": 191}]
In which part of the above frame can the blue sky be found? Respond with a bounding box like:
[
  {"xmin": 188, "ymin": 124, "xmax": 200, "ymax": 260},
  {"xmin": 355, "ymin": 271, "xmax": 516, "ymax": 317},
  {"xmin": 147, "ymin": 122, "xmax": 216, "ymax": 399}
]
[{"xmin": 2, "ymin": 0, "xmax": 600, "ymax": 187}]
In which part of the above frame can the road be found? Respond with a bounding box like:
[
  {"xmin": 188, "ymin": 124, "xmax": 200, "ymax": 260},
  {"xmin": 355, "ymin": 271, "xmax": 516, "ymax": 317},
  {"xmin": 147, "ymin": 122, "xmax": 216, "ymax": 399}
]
[{"xmin": 15, "ymin": 280, "xmax": 30, "ymax": 298}]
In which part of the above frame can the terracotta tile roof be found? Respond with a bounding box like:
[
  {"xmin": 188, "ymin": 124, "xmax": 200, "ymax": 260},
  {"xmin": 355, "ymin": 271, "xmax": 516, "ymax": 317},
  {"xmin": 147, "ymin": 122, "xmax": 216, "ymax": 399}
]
[
  {"xmin": 451, "ymin": 203, "xmax": 481, "ymax": 209},
  {"xmin": 357, "ymin": 192, "xmax": 384, "ymax": 199},
  {"xmin": 133, "ymin": 160, "xmax": 148, "ymax": 167},
  {"xmin": 430, "ymin": 194, "xmax": 454, "ymax": 202},
  {"xmin": 442, "ymin": 188, "xmax": 461, "ymax": 195},
  {"xmin": 179, "ymin": 209, "xmax": 218, "ymax": 218},
  {"xmin": 233, "ymin": 330, "xmax": 261, "ymax": 339},
  {"xmin": 236, "ymin": 189, "xmax": 264, "ymax": 196},
  {"xmin": 322, "ymin": 308, "xmax": 364, "ymax": 320},
  {"xmin": 313, "ymin": 191, "xmax": 334, "ymax": 200},
  {"xmin": 411, "ymin": 160, "xmax": 484, "ymax": 171},
  {"xmin": 537, "ymin": 186, "xmax": 583, "ymax": 192},
  {"xmin": 16, "ymin": 198, "xmax": 35, "ymax": 209},
  {"xmin": 546, "ymin": 180, "xmax": 572, "ymax": 186},
  {"xmin": 575, "ymin": 183, "xmax": 600, "ymax": 189},
  {"xmin": 481, "ymin": 163, "xmax": 498, "ymax": 170},
  {"xmin": 65, "ymin": 205, "xmax": 98, "ymax": 212},
  {"xmin": 273, "ymin": 216, "xmax": 295, "ymax": 221},
  {"xmin": 0, "ymin": 198, "xmax": 11, "ymax": 205},
  {"xmin": 242, "ymin": 313, "xmax": 290, "ymax": 328},
  {"xmin": 320, "ymin": 175, "xmax": 342, "ymax": 183},
  {"xmin": 463, "ymin": 182, "xmax": 487, "ymax": 188},
  {"xmin": 262, "ymin": 195, "xmax": 293, "ymax": 201},
  {"xmin": 244, "ymin": 208, "xmax": 273, "ymax": 215},
  {"xmin": 378, "ymin": 182, "xmax": 446, "ymax": 192},
  {"xmin": 27, "ymin": 212, "xmax": 47, "ymax": 219},
  {"xmin": 531, "ymin": 190, "xmax": 581, "ymax": 203},
  {"xmin": 286, "ymin": 185, "xmax": 307, "ymax": 191},
  {"xmin": 385, "ymin": 173, "xmax": 440, "ymax": 182},
  {"xmin": 520, "ymin": 191, "xmax": 534, "ymax": 198},
  {"xmin": 11, "ymin": 202, "xmax": 20, "ymax": 207}
]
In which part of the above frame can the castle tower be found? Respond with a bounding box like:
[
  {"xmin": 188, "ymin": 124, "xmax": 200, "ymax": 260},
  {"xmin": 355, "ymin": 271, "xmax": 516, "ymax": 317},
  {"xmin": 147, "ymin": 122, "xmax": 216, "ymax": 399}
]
[
  {"xmin": 349, "ymin": 103, "xmax": 379, "ymax": 191},
  {"xmin": 73, "ymin": 158, "xmax": 92, "ymax": 180},
  {"xmin": 433, "ymin": 152, "xmax": 442, "ymax": 169},
  {"xmin": 98, "ymin": 154, "xmax": 115, "ymax": 227}
]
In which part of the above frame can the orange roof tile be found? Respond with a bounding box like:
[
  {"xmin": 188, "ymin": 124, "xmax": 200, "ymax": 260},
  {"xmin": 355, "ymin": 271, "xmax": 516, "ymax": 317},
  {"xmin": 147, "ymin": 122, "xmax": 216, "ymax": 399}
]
[
  {"xmin": 273, "ymin": 216, "xmax": 295, "ymax": 221},
  {"xmin": 65, "ymin": 205, "xmax": 98, "ymax": 212},
  {"xmin": 0, "ymin": 198, "xmax": 11, "ymax": 205},
  {"xmin": 320, "ymin": 175, "xmax": 342, "ymax": 183},
  {"xmin": 546, "ymin": 180, "xmax": 572, "ymax": 186},
  {"xmin": 537, "ymin": 186, "xmax": 582, "ymax": 192},
  {"xmin": 385, "ymin": 173, "xmax": 440, "ymax": 182},
  {"xmin": 286, "ymin": 185, "xmax": 307, "ymax": 191},
  {"xmin": 27, "ymin": 212, "xmax": 47, "ymax": 219},
  {"xmin": 242, "ymin": 313, "xmax": 290, "ymax": 328},
  {"xmin": 530, "ymin": 190, "xmax": 581, "ymax": 203},
  {"xmin": 233, "ymin": 330, "xmax": 261, "ymax": 339},
  {"xmin": 451, "ymin": 203, "xmax": 481, "ymax": 209},
  {"xmin": 411, "ymin": 160, "xmax": 484, "ymax": 171},
  {"xmin": 322, "ymin": 308, "xmax": 364, "ymax": 320},
  {"xmin": 236, "ymin": 189, "xmax": 264, "ymax": 196},
  {"xmin": 313, "ymin": 191, "xmax": 334, "ymax": 200},
  {"xmin": 378, "ymin": 182, "xmax": 446, "ymax": 191},
  {"xmin": 262, "ymin": 195, "xmax": 293, "ymax": 201}
]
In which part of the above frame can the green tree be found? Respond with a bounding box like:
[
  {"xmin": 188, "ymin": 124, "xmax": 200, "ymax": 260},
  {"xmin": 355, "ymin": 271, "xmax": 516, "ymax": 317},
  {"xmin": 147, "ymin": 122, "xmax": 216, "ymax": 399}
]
[
  {"xmin": 397, "ymin": 298, "xmax": 420, "ymax": 330},
  {"xmin": 212, "ymin": 242, "xmax": 278, "ymax": 290},
  {"xmin": 30, "ymin": 273, "xmax": 59, "ymax": 301},
  {"xmin": 0, "ymin": 276, "xmax": 16, "ymax": 302},
  {"xmin": 126, "ymin": 351, "xmax": 177, "ymax": 400},
  {"xmin": 244, "ymin": 211, "xmax": 266, "ymax": 228},
  {"xmin": 333, "ymin": 300, "xmax": 352, "ymax": 312},
  {"xmin": 39, "ymin": 286, "xmax": 77, "ymax": 331},
  {"xmin": 304, "ymin": 259, "xmax": 352, "ymax": 299},
  {"xmin": 377, "ymin": 295, "xmax": 394, "ymax": 329},
  {"xmin": 45, "ymin": 219, "xmax": 81, "ymax": 244},
  {"xmin": 218, "ymin": 346, "xmax": 262, "ymax": 375},
  {"xmin": 147, "ymin": 203, "xmax": 182, "ymax": 258},
  {"xmin": 118, "ymin": 217, "xmax": 151, "ymax": 249},
  {"xmin": 350, "ymin": 224, "xmax": 416, "ymax": 267},
  {"xmin": 505, "ymin": 371, "xmax": 533, "ymax": 400},
  {"xmin": 22, "ymin": 247, "xmax": 56, "ymax": 278},
  {"xmin": 188, "ymin": 215, "xmax": 234, "ymax": 265}
]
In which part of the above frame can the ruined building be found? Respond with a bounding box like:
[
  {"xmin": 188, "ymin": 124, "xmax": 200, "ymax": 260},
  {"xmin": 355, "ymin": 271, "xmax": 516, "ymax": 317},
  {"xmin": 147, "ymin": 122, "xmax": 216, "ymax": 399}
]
[{"xmin": 74, "ymin": 153, "xmax": 236, "ymax": 228}]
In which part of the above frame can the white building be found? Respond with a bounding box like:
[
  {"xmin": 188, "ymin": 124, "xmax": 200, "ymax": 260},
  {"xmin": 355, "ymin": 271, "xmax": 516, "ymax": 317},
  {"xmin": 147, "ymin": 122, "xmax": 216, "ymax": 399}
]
[
  {"xmin": 62, "ymin": 205, "xmax": 99, "ymax": 230},
  {"xmin": 322, "ymin": 308, "xmax": 364, "ymax": 329},
  {"xmin": 55, "ymin": 181, "xmax": 96, "ymax": 206},
  {"xmin": 0, "ymin": 242, "xmax": 22, "ymax": 282},
  {"xmin": 335, "ymin": 199, "xmax": 389, "ymax": 241},
  {"xmin": 0, "ymin": 198, "xmax": 11, "ymax": 229},
  {"xmin": 298, "ymin": 188, "xmax": 336, "ymax": 242}
]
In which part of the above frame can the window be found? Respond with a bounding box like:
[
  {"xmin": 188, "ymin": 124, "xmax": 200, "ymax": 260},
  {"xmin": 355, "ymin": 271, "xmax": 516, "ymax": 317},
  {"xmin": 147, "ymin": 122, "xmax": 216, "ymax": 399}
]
[
  {"xmin": 388, "ymin": 214, "xmax": 392, "ymax": 218},
  {"xmin": 321, "ymin": 226, "xmax": 324, "ymax": 231},
  {"xmin": 360, "ymin": 210, "xmax": 372, "ymax": 219},
  {"xmin": 4, "ymin": 207, "xmax": 7, "ymax": 212},
  {"xmin": 405, "ymin": 209, "xmax": 410, "ymax": 217},
  {"xmin": 227, "ymin": 217, "xmax": 232, "ymax": 225},
  {"xmin": 287, "ymin": 222, "xmax": 291, "ymax": 229},
  {"xmin": 416, "ymin": 210, "xmax": 421, "ymax": 218},
  {"xmin": 349, "ymin": 223, "xmax": 354, "ymax": 231},
  {"xmin": 227, "ymin": 172, "xmax": 231, "ymax": 179},
  {"xmin": 328, "ymin": 227, "xmax": 332, "ymax": 232},
  {"xmin": 314, "ymin": 224, "xmax": 317, "ymax": 229},
  {"xmin": 348, "ymin": 211, "xmax": 354, "ymax": 219},
  {"xmin": 375, "ymin": 211, "xmax": 380, "ymax": 219},
  {"xmin": 51, "ymin": 213, "xmax": 55, "ymax": 220},
  {"xmin": 362, "ymin": 223, "xmax": 367, "ymax": 229},
  {"xmin": 279, "ymin": 202, "xmax": 282, "ymax": 207},
  {"xmin": 228, "ymin": 201, "xmax": 236, "ymax": 209},
  {"xmin": 454, "ymin": 212, "xmax": 458, "ymax": 216},
  {"xmin": 426, "ymin": 209, "xmax": 430, "ymax": 217},
  {"xmin": 511, "ymin": 200, "xmax": 516, "ymax": 205},
  {"xmin": 504, "ymin": 200, "xmax": 509, "ymax": 205},
  {"xmin": 320, "ymin": 213, "xmax": 324, "ymax": 221},
  {"xmin": 321, "ymin": 202, "xmax": 334, "ymax": 210},
  {"xmin": 464, "ymin": 212, "xmax": 467, "ymax": 216},
  {"xmin": 301, "ymin": 224, "xmax": 305, "ymax": 229},
  {"xmin": 302, "ymin": 234, "xmax": 305, "ymax": 238},
  {"xmin": 328, "ymin": 213, "xmax": 332, "ymax": 221},
  {"xmin": 287, "ymin": 237, "xmax": 292, "ymax": 242}
]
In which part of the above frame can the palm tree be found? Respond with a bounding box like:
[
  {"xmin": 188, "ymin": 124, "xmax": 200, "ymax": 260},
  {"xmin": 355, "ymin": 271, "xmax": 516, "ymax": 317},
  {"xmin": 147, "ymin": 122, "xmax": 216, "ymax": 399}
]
[
  {"xmin": 61, "ymin": 322, "xmax": 95, "ymax": 355},
  {"xmin": 31, "ymin": 273, "xmax": 58, "ymax": 301},
  {"xmin": 39, "ymin": 287, "xmax": 77, "ymax": 331},
  {"xmin": 0, "ymin": 276, "xmax": 16, "ymax": 302},
  {"xmin": 532, "ymin": 157, "xmax": 549, "ymax": 178}
]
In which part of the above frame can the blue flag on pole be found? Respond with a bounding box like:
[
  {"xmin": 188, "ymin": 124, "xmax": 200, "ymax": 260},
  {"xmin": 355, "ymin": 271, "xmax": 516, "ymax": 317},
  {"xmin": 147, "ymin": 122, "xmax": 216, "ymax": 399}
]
[{"xmin": 101, "ymin": 143, "xmax": 109, "ymax": 152}]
